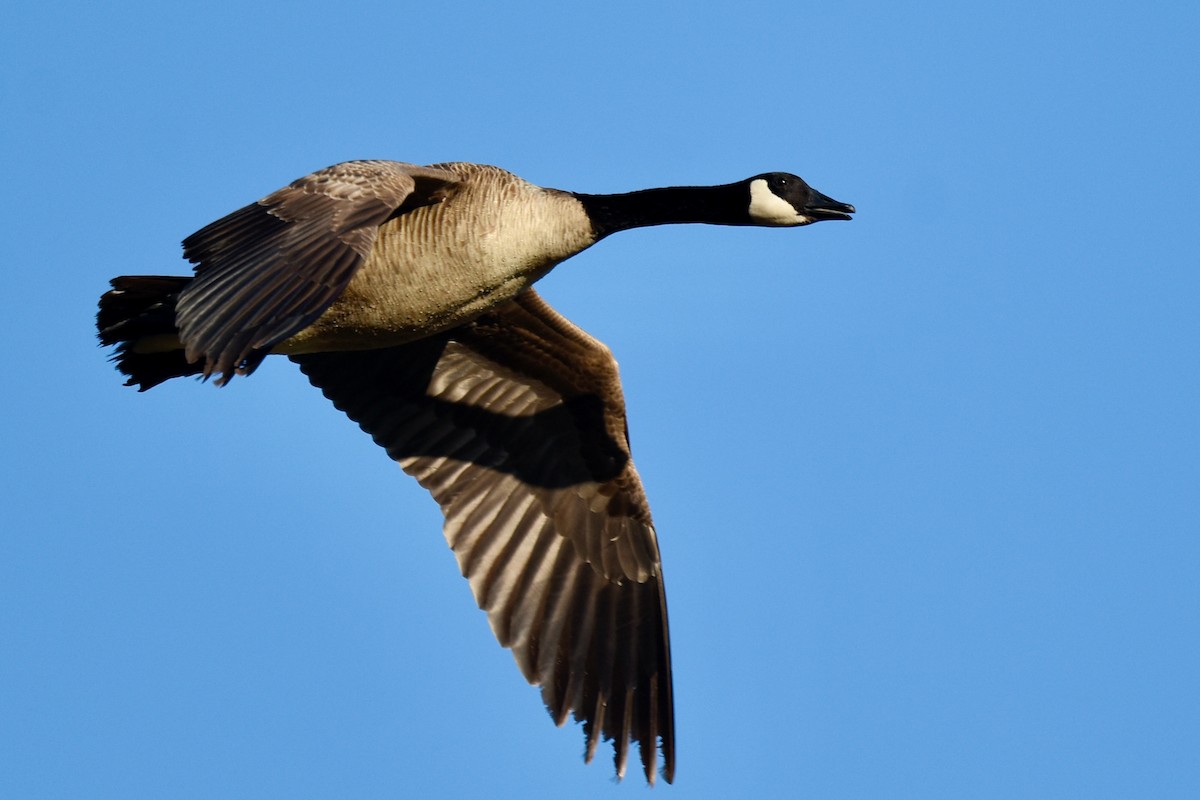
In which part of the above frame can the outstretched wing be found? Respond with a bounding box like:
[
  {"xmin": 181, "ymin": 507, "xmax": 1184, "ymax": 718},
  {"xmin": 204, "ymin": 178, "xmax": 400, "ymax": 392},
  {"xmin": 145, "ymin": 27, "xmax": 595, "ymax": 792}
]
[
  {"xmin": 177, "ymin": 160, "xmax": 459, "ymax": 383},
  {"xmin": 291, "ymin": 288, "xmax": 675, "ymax": 784}
]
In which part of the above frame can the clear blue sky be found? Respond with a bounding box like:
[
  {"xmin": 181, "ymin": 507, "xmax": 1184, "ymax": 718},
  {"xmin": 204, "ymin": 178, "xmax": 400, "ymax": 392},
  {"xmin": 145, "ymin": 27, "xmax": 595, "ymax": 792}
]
[{"xmin": 3, "ymin": 2, "xmax": 1198, "ymax": 797}]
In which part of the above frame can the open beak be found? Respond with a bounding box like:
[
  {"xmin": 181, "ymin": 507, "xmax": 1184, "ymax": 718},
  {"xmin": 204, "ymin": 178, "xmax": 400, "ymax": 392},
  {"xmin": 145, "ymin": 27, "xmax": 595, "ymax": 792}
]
[{"xmin": 805, "ymin": 189, "xmax": 855, "ymax": 222}]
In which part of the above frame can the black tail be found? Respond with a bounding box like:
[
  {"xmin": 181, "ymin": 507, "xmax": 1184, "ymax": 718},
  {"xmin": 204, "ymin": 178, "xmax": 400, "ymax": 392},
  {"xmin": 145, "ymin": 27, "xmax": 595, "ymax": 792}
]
[{"xmin": 97, "ymin": 276, "xmax": 205, "ymax": 391}]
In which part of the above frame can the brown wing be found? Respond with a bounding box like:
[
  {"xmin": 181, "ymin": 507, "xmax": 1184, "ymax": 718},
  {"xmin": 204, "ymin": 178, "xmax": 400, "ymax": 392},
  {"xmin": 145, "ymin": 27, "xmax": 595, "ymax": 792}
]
[
  {"xmin": 177, "ymin": 160, "xmax": 459, "ymax": 383},
  {"xmin": 291, "ymin": 288, "xmax": 675, "ymax": 784}
]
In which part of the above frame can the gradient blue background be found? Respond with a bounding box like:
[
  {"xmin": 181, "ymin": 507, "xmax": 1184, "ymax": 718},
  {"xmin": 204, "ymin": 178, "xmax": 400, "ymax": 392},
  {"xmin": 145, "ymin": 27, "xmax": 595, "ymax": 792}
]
[{"xmin": 3, "ymin": 2, "xmax": 1198, "ymax": 797}]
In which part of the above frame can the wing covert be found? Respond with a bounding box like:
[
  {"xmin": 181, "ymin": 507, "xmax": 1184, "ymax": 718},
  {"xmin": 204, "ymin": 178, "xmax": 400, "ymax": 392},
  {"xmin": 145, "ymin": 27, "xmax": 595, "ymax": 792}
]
[{"xmin": 177, "ymin": 160, "xmax": 459, "ymax": 383}]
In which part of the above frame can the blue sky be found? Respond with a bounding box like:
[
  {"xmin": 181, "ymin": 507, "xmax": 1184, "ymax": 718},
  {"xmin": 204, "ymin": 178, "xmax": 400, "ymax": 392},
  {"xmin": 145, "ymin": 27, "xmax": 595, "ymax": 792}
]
[{"xmin": 3, "ymin": 1, "xmax": 1198, "ymax": 797}]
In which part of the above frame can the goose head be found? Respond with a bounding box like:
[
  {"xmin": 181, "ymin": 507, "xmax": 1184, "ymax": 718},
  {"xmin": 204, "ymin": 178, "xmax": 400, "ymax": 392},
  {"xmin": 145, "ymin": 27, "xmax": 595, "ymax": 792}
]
[{"xmin": 746, "ymin": 172, "xmax": 856, "ymax": 226}]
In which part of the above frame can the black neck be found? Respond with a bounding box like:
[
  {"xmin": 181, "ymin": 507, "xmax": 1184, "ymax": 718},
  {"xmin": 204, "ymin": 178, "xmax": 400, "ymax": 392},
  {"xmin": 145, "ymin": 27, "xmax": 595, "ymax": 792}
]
[{"xmin": 571, "ymin": 183, "xmax": 748, "ymax": 240}]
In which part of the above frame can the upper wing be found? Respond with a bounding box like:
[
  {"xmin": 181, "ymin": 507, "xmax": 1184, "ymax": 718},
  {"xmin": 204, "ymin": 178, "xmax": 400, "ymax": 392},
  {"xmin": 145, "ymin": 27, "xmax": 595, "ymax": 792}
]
[
  {"xmin": 291, "ymin": 288, "xmax": 675, "ymax": 784},
  {"xmin": 176, "ymin": 160, "xmax": 459, "ymax": 383}
]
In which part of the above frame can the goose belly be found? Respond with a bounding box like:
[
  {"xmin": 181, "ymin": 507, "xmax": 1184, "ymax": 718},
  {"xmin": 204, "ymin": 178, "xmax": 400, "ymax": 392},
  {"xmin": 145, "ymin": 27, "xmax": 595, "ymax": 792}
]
[{"xmin": 277, "ymin": 185, "xmax": 594, "ymax": 353}]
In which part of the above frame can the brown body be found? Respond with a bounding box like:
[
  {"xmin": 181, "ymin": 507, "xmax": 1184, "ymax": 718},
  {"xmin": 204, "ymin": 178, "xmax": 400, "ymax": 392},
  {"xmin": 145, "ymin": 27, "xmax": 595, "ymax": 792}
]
[{"xmin": 281, "ymin": 164, "xmax": 596, "ymax": 353}]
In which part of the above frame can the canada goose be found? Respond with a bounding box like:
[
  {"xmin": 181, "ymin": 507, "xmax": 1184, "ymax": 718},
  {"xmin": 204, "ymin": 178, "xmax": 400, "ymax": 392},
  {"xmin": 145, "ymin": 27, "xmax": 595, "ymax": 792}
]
[{"xmin": 97, "ymin": 160, "xmax": 854, "ymax": 784}]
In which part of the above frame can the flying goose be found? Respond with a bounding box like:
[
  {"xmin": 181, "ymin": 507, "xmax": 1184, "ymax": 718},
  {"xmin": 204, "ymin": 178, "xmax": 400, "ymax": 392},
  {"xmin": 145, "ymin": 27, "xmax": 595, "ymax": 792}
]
[{"xmin": 97, "ymin": 160, "xmax": 854, "ymax": 784}]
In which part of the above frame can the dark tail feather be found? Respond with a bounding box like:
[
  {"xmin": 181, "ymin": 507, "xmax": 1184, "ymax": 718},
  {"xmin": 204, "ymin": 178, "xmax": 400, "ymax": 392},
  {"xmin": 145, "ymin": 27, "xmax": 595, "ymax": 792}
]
[{"xmin": 97, "ymin": 276, "xmax": 204, "ymax": 391}]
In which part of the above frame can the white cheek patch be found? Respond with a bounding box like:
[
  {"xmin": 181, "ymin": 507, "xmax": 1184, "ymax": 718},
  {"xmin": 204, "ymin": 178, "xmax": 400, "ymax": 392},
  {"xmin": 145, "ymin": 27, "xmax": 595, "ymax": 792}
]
[{"xmin": 748, "ymin": 179, "xmax": 808, "ymax": 226}]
